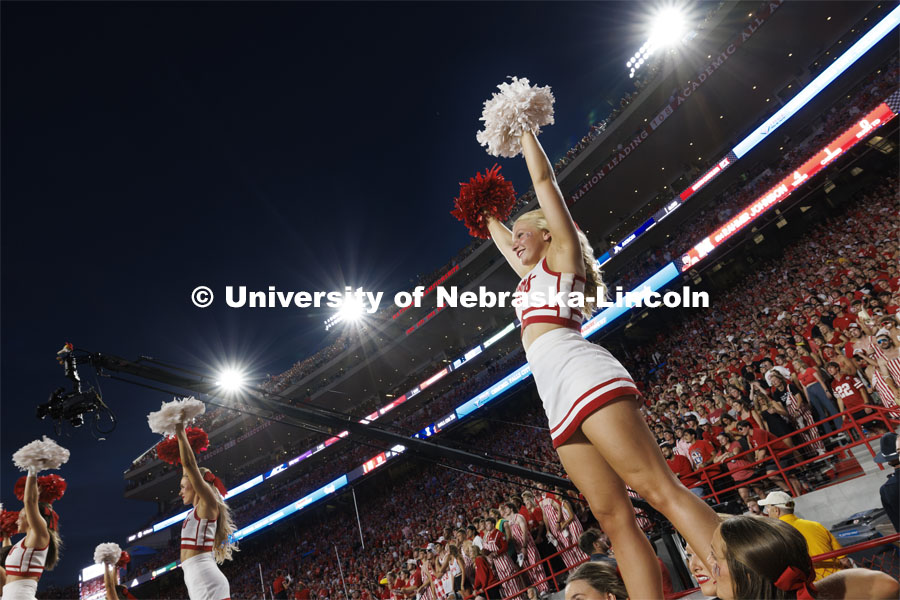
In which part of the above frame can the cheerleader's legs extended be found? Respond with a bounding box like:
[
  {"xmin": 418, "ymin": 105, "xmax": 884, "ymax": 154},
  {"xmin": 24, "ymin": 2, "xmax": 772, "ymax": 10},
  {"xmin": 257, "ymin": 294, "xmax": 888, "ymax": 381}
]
[
  {"xmin": 182, "ymin": 553, "xmax": 230, "ymax": 600},
  {"xmin": 2, "ymin": 580, "xmax": 38, "ymax": 600},
  {"xmin": 555, "ymin": 397, "xmax": 721, "ymax": 600}
]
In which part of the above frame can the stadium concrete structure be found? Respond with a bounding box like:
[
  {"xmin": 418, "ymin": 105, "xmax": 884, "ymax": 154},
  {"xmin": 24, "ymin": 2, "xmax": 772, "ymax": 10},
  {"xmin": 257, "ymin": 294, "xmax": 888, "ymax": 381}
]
[{"xmin": 112, "ymin": 2, "xmax": 898, "ymax": 597}]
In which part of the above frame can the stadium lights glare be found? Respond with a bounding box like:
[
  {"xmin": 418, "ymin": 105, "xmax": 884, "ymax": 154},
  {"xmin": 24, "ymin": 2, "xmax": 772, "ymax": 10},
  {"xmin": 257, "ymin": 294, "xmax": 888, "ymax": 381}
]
[
  {"xmin": 627, "ymin": 4, "xmax": 692, "ymax": 76},
  {"xmin": 216, "ymin": 368, "xmax": 246, "ymax": 392},
  {"xmin": 337, "ymin": 296, "xmax": 364, "ymax": 322},
  {"xmin": 649, "ymin": 7, "xmax": 687, "ymax": 48}
]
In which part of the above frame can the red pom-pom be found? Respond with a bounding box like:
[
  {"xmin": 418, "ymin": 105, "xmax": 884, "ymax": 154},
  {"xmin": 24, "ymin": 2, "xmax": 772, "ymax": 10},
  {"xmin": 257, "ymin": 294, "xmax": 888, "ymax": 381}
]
[
  {"xmin": 0, "ymin": 510, "xmax": 19, "ymax": 537},
  {"xmin": 154, "ymin": 427, "xmax": 210, "ymax": 465},
  {"xmin": 14, "ymin": 475, "xmax": 67, "ymax": 503},
  {"xmin": 14, "ymin": 476, "xmax": 26, "ymax": 501},
  {"xmin": 117, "ymin": 550, "xmax": 131, "ymax": 568},
  {"xmin": 38, "ymin": 474, "xmax": 67, "ymax": 503},
  {"xmin": 451, "ymin": 164, "xmax": 517, "ymax": 238}
]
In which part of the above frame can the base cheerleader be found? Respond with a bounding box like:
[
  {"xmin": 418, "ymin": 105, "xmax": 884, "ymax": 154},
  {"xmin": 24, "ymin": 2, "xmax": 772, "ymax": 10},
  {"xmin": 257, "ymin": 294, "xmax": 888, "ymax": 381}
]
[
  {"xmin": 2, "ymin": 438, "xmax": 68, "ymax": 600},
  {"xmin": 457, "ymin": 85, "xmax": 722, "ymax": 595},
  {"xmin": 2, "ymin": 472, "xmax": 63, "ymax": 600},
  {"xmin": 175, "ymin": 422, "xmax": 236, "ymax": 600}
]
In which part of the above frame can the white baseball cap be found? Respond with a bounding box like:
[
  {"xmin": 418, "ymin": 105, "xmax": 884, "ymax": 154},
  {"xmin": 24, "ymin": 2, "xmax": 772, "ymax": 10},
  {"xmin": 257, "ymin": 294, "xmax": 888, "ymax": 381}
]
[{"xmin": 757, "ymin": 491, "xmax": 794, "ymax": 507}]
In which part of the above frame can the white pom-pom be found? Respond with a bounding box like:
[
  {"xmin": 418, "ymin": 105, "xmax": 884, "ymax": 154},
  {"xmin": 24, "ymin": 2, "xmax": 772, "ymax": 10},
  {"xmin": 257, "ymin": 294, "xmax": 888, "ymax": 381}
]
[
  {"xmin": 12, "ymin": 436, "xmax": 71, "ymax": 472},
  {"xmin": 94, "ymin": 542, "xmax": 122, "ymax": 565},
  {"xmin": 476, "ymin": 76, "xmax": 555, "ymax": 158},
  {"xmin": 147, "ymin": 397, "xmax": 205, "ymax": 435}
]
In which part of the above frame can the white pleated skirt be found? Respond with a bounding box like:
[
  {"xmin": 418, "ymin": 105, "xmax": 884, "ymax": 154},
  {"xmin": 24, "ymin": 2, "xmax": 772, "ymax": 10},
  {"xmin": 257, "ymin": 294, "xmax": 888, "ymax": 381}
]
[
  {"xmin": 526, "ymin": 327, "xmax": 640, "ymax": 448},
  {"xmin": 2, "ymin": 579, "xmax": 38, "ymax": 600},
  {"xmin": 182, "ymin": 553, "xmax": 230, "ymax": 600}
]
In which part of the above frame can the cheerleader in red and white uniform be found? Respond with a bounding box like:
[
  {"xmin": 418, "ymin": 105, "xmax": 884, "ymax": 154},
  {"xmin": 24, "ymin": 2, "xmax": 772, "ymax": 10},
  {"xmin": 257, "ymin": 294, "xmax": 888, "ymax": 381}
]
[
  {"xmin": 480, "ymin": 517, "xmax": 522, "ymax": 600},
  {"xmin": 500, "ymin": 503, "xmax": 547, "ymax": 593},
  {"xmin": 468, "ymin": 123, "xmax": 720, "ymax": 597},
  {"xmin": 2, "ymin": 472, "xmax": 62, "ymax": 600},
  {"xmin": 175, "ymin": 422, "xmax": 237, "ymax": 600}
]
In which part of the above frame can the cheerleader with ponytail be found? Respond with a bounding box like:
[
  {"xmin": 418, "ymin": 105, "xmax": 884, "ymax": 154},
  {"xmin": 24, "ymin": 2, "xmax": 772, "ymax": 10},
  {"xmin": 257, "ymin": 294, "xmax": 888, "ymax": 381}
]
[
  {"xmin": 148, "ymin": 397, "xmax": 236, "ymax": 600},
  {"xmin": 94, "ymin": 544, "xmax": 135, "ymax": 600},
  {"xmin": 3, "ymin": 437, "xmax": 69, "ymax": 600},
  {"xmin": 456, "ymin": 78, "xmax": 721, "ymax": 599}
]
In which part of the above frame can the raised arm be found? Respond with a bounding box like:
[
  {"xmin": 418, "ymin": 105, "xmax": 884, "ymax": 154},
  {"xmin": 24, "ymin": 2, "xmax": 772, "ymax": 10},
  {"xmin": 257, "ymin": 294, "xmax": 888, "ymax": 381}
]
[
  {"xmin": 22, "ymin": 472, "xmax": 49, "ymax": 548},
  {"xmin": 176, "ymin": 423, "xmax": 218, "ymax": 514},
  {"xmin": 520, "ymin": 131, "xmax": 579, "ymax": 258},
  {"xmin": 487, "ymin": 216, "xmax": 530, "ymax": 278},
  {"xmin": 104, "ymin": 564, "xmax": 120, "ymax": 600}
]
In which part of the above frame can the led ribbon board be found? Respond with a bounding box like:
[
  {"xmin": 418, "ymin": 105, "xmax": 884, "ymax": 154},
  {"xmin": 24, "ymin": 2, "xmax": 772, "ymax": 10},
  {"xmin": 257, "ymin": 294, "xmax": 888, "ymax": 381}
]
[
  {"xmin": 597, "ymin": 6, "xmax": 900, "ymax": 263},
  {"xmin": 680, "ymin": 101, "xmax": 896, "ymax": 271}
]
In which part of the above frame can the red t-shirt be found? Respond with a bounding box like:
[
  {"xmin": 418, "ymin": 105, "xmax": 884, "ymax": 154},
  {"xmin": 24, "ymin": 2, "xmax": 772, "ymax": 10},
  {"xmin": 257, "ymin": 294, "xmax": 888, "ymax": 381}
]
[
  {"xmin": 530, "ymin": 506, "xmax": 544, "ymax": 525},
  {"xmin": 830, "ymin": 374, "xmax": 866, "ymax": 410},
  {"xmin": 688, "ymin": 440, "xmax": 716, "ymax": 469},
  {"xmin": 274, "ymin": 577, "xmax": 286, "ymax": 594},
  {"xmin": 797, "ymin": 367, "xmax": 819, "ymax": 387},
  {"xmin": 748, "ymin": 428, "xmax": 790, "ymax": 455},
  {"xmin": 666, "ymin": 454, "xmax": 698, "ymax": 487}
]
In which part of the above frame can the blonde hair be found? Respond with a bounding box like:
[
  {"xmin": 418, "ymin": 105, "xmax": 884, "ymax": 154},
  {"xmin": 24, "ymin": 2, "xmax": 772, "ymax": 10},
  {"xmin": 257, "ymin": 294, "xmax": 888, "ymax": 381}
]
[
  {"xmin": 198, "ymin": 467, "xmax": 238, "ymax": 563},
  {"xmin": 514, "ymin": 209, "xmax": 604, "ymax": 316}
]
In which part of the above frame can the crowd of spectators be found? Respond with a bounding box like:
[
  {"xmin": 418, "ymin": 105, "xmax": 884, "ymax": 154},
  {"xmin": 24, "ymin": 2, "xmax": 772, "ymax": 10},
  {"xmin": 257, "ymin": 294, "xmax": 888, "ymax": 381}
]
[
  {"xmin": 106, "ymin": 27, "xmax": 900, "ymax": 600},
  {"xmin": 623, "ymin": 174, "xmax": 900, "ymax": 505},
  {"xmin": 106, "ymin": 152, "xmax": 898, "ymax": 600}
]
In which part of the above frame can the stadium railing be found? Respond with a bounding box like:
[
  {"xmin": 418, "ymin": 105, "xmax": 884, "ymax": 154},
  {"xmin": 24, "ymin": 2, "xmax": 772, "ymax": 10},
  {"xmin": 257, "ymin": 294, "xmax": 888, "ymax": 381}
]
[{"xmin": 682, "ymin": 405, "xmax": 899, "ymax": 504}]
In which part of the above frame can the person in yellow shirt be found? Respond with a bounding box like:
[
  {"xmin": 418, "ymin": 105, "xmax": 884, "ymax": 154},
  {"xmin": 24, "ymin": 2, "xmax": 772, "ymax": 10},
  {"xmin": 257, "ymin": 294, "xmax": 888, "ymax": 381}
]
[{"xmin": 758, "ymin": 491, "xmax": 852, "ymax": 580}]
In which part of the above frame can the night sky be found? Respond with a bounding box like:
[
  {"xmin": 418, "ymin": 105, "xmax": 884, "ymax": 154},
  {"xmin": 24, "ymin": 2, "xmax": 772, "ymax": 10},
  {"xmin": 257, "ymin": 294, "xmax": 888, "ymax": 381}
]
[{"xmin": 3, "ymin": 1, "xmax": 667, "ymax": 587}]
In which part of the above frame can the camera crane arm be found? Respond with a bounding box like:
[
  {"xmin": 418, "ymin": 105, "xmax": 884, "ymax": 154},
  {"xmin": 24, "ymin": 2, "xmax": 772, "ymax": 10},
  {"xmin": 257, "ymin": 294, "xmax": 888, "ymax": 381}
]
[{"xmin": 82, "ymin": 349, "xmax": 589, "ymax": 494}]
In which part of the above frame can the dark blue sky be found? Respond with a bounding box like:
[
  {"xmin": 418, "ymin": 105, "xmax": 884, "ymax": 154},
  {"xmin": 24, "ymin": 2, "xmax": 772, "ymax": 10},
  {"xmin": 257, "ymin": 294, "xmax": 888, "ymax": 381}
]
[{"xmin": 2, "ymin": 1, "xmax": 657, "ymax": 586}]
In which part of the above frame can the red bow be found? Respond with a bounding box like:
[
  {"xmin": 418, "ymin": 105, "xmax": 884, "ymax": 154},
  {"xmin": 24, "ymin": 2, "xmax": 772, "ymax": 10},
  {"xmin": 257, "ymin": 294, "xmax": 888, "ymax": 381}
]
[
  {"xmin": 774, "ymin": 566, "xmax": 817, "ymax": 600},
  {"xmin": 40, "ymin": 505, "xmax": 60, "ymax": 531},
  {"xmin": 203, "ymin": 471, "xmax": 228, "ymax": 497}
]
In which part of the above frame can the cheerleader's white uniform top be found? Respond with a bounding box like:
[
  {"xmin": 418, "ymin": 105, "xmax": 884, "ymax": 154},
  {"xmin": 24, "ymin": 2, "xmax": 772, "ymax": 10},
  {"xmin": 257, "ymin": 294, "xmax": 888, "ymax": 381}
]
[
  {"xmin": 2, "ymin": 538, "xmax": 48, "ymax": 600},
  {"xmin": 180, "ymin": 507, "xmax": 231, "ymax": 600},
  {"xmin": 517, "ymin": 258, "xmax": 640, "ymax": 448}
]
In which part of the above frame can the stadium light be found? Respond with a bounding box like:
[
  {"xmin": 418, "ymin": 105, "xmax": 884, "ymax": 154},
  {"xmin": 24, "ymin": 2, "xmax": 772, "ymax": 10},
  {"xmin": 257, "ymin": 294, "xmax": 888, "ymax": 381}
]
[
  {"xmin": 216, "ymin": 368, "xmax": 246, "ymax": 392},
  {"xmin": 337, "ymin": 295, "xmax": 364, "ymax": 322},
  {"xmin": 648, "ymin": 6, "xmax": 687, "ymax": 49},
  {"xmin": 627, "ymin": 3, "xmax": 694, "ymax": 76}
]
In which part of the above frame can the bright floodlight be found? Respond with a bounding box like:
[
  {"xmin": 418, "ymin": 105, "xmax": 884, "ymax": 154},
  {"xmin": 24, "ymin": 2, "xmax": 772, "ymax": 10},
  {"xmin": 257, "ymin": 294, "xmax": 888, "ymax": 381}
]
[
  {"xmin": 337, "ymin": 296, "xmax": 364, "ymax": 322},
  {"xmin": 217, "ymin": 368, "xmax": 246, "ymax": 392},
  {"xmin": 648, "ymin": 7, "xmax": 686, "ymax": 48}
]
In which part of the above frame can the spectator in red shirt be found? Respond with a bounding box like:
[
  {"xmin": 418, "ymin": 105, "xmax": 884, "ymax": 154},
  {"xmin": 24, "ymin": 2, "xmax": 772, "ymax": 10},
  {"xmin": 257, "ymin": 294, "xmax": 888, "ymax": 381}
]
[
  {"xmin": 825, "ymin": 362, "xmax": 872, "ymax": 438},
  {"xmin": 661, "ymin": 443, "xmax": 703, "ymax": 497},
  {"xmin": 737, "ymin": 421, "xmax": 804, "ymax": 496},
  {"xmin": 792, "ymin": 359, "xmax": 841, "ymax": 434},
  {"xmin": 682, "ymin": 429, "xmax": 716, "ymax": 472},
  {"xmin": 274, "ymin": 570, "xmax": 288, "ymax": 600}
]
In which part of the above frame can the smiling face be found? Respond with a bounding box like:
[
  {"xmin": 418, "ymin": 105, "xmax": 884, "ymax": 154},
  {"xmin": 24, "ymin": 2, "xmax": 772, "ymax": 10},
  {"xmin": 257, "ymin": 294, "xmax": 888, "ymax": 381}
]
[
  {"xmin": 685, "ymin": 542, "xmax": 716, "ymax": 597},
  {"xmin": 511, "ymin": 221, "xmax": 550, "ymax": 267}
]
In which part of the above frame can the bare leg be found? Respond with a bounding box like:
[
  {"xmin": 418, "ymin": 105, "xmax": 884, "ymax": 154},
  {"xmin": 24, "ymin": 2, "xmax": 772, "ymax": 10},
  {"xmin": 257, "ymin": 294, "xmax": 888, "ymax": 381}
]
[
  {"xmin": 578, "ymin": 397, "xmax": 721, "ymax": 574},
  {"xmin": 557, "ymin": 435, "xmax": 662, "ymax": 599}
]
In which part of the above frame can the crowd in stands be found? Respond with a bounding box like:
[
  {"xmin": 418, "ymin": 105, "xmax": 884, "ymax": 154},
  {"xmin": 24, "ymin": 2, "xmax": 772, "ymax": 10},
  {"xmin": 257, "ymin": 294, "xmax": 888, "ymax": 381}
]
[
  {"xmin": 101, "ymin": 152, "xmax": 899, "ymax": 600},
  {"xmin": 103, "ymin": 25, "xmax": 900, "ymax": 599},
  {"xmin": 624, "ymin": 175, "xmax": 900, "ymax": 502}
]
